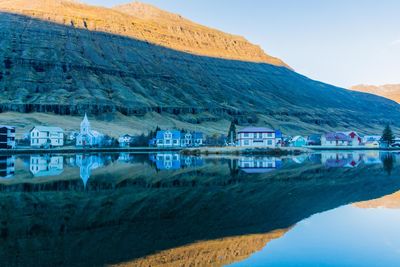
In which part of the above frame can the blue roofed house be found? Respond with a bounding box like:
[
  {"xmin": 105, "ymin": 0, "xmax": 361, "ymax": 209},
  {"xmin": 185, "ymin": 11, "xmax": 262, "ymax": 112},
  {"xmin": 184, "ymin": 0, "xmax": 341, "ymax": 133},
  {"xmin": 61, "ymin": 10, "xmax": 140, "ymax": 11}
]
[
  {"xmin": 150, "ymin": 153, "xmax": 181, "ymax": 170},
  {"xmin": 181, "ymin": 131, "xmax": 204, "ymax": 147},
  {"xmin": 156, "ymin": 130, "xmax": 181, "ymax": 147}
]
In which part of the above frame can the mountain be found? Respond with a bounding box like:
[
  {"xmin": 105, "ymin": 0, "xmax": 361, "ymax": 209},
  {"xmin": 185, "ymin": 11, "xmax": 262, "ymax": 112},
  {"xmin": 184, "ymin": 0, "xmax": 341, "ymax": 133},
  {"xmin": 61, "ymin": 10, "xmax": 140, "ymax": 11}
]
[
  {"xmin": 350, "ymin": 84, "xmax": 400, "ymax": 104},
  {"xmin": 354, "ymin": 190, "xmax": 400, "ymax": 209},
  {"xmin": 0, "ymin": 0, "xmax": 400, "ymax": 134}
]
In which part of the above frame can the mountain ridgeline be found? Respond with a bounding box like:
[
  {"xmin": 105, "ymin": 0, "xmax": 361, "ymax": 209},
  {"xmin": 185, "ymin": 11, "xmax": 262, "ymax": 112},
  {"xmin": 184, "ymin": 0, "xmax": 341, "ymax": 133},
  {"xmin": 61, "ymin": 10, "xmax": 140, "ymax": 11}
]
[
  {"xmin": 351, "ymin": 84, "xmax": 400, "ymax": 104},
  {"xmin": 0, "ymin": 0, "xmax": 399, "ymax": 133}
]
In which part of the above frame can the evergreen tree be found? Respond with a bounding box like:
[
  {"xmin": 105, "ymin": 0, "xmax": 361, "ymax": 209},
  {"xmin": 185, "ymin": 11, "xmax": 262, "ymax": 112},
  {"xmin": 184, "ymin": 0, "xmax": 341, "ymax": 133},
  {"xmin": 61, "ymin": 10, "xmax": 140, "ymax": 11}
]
[
  {"xmin": 227, "ymin": 121, "xmax": 236, "ymax": 145},
  {"xmin": 381, "ymin": 124, "xmax": 394, "ymax": 146}
]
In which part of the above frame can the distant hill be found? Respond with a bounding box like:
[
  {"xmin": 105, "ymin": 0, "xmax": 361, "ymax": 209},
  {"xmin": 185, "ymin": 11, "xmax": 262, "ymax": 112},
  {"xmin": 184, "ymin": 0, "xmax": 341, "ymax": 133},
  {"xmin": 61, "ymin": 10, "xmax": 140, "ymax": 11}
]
[
  {"xmin": 350, "ymin": 84, "xmax": 400, "ymax": 104},
  {"xmin": 0, "ymin": 0, "xmax": 400, "ymax": 134}
]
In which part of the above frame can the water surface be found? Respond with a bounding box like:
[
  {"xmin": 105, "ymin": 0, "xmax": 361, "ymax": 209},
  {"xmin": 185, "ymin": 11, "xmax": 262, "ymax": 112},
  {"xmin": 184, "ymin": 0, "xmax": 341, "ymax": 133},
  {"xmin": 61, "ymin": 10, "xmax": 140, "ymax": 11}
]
[{"xmin": 0, "ymin": 151, "xmax": 399, "ymax": 266}]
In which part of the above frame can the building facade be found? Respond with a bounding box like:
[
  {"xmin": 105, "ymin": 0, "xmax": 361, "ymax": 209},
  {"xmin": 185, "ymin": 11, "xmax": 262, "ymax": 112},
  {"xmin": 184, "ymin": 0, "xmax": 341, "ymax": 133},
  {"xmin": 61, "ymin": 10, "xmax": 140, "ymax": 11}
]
[
  {"xmin": 321, "ymin": 132, "xmax": 352, "ymax": 147},
  {"xmin": 0, "ymin": 125, "xmax": 16, "ymax": 149},
  {"xmin": 0, "ymin": 156, "xmax": 15, "ymax": 178},
  {"xmin": 30, "ymin": 155, "xmax": 64, "ymax": 177},
  {"xmin": 237, "ymin": 127, "xmax": 276, "ymax": 147},
  {"xmin": 155, "ymin": 130, "xmax": 181, "ymax": 147},
  {"xmin": 118, "ymin": 134, "xmax": 135, "ymax": 147},
  {"xmin": 30, "ymin": 126, "xmax": 64, "ymax": 147},
  {"xmin": 181, "ymin": 132, "xmax": 204, "ymax": 147},
  {"xmin": 238, "ymin": 156, "xmax": 282, "ymax": 173},
  {"xmin": 76, "ymin": 114, "xmax": 104, "ymax": 147}
]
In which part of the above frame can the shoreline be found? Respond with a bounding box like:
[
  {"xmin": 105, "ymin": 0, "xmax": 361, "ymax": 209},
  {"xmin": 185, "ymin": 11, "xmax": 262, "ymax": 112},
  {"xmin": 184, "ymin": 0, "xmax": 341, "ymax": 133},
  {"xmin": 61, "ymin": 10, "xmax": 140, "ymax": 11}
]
[
  {"xmin": 0, "ymin": 147, "xmax": 181, "ymax": 155},
  {"xmin": 307, "ymin": 146, "xmax": 400, "ymax": 151},
  {"xmin": 0, "ymin": 145, "xmax": 398, "ymax": 156},
  {"xmin": 181, "ymin": 147, "xmax": 310, "ymax": 156}
]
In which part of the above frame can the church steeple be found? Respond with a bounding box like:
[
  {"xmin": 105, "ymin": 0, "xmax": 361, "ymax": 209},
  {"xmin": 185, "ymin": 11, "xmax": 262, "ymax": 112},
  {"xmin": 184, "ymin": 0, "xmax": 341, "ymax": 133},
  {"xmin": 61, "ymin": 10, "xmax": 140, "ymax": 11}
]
[{"xmin": 80, "ymin": 113, "xmax": 91, "ymax": 135}]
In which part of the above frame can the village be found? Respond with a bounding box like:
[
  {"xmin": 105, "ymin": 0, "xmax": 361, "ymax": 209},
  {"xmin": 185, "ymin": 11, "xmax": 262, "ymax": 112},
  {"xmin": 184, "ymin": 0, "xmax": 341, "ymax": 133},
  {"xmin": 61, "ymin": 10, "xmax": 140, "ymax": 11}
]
[{"xmin": 0, "ymin": 114, "xmax": 398, "ymax": 151}]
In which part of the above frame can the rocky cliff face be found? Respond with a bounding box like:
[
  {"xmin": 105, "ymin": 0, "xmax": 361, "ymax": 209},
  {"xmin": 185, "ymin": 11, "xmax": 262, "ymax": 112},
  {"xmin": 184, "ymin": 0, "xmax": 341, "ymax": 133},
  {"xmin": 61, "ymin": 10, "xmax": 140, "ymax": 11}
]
[
  {"xmin": 351, "ymin": 84, "xmax": 400, "ymax": 104},
  {"xmin": 0, "ymin": 0, "xmax": 399, "ymax": 133},
  {"xmin": 0, "ymin": 0, "xmax": 286, "ymax": 66}
]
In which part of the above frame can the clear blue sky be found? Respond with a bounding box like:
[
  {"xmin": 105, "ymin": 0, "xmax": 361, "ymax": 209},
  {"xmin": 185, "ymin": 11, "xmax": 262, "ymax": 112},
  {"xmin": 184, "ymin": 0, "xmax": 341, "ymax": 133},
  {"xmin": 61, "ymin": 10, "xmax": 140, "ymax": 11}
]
[{"xmin": 83, "ymin": 0, "xmax": 400, "ymax": 88}]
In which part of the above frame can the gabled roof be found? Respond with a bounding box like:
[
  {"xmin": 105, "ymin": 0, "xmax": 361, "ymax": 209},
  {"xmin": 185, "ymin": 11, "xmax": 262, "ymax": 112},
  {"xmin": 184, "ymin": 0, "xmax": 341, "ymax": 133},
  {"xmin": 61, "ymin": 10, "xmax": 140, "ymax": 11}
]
[
  {"xmin": 156, "ymin": 130, "xmax": 181, "ymax": 139},
  {"xmin": 324, "ymin": 132, "xmax": 352, "ymax": 142},
  {"xmin": 0, "ymin": 125, "xmax": 15, "ymax": 129},
  {"xmin": 31, "ymin": 126, "xmax": 64, "ymax": 132},
  {"xmin": 342, "ymin": 131, "xmax": 361, "ymax": 138},
  {"xmin": 238, "ymin": 127, "xmax": 275, "ymax": 133},
  {"xmin": 292, "ymin": 136, "xmax": 305, "ymax": 142},
  {"xmin": 120, "ymin": 134, "xmax": 134, "ymax": 138}
]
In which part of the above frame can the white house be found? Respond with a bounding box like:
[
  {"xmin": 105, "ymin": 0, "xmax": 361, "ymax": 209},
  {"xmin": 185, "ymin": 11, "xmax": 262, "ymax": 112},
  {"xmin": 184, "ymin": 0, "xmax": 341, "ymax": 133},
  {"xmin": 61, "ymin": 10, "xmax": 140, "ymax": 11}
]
[
  {"xmin": 30, "ymin": 126, "xmax": 64, "ymax": 147},
  {"xmin": 30, "ymin": 155, "xmax": 64, "ymax": 177},
  {"xmin": 238, "ymin": 156, "xmax": 282, "ymax": 173},
  {"xmin": 237, "ymin": 127, "xmax": 276, "ymax": 147},
  {"xmin": 343, "ymin": 131, "xmax": 362, "ymax": 146},
  {"xmin": 76, "ymin": 114, "xmax": 104, "ymax": 147},
  {"xmin": 363, "ymin": 135, "xmax": 381, "ymax": 148},
  {"xmin": 321, "ymin": 132, "xmax": 352, "ymax": 147},
  {"xmin": 118, "ymin": 134, "xmax": 135, "ymax": 147}
]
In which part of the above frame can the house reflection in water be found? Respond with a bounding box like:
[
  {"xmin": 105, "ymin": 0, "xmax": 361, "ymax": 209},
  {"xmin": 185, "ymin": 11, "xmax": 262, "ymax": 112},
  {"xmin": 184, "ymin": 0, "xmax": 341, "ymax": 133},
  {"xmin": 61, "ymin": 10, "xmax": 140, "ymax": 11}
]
[
  {"xmin": 363, "ymin": 152, "xmax": 382, "ymax": 165},
  {"xmin": 30, "ymin": 155, "xmax": 64, "ymax": 177},
  {"xmin": 322, "ymin": 153, "xmax": 362, "ymax": 168},
  {"xmin": 149, "ymin": 153, "xmax": 204, "ymax": 170},
  {"xmin": 0, "ymin": 156, "xmax": 15, "ymax": 178},
  {"xmin": 75, "ymin": 154, "xmax": 105, "ymax": 188},
  {"xmin": 238, "ymin": 156, "xmax": 282, "ymax": 173}
]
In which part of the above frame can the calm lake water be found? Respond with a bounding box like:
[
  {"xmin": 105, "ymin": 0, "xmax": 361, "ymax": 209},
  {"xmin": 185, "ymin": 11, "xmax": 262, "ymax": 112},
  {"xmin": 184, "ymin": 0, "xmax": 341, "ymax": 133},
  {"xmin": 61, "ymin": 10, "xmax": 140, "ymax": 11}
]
[{"xmin": 0, "ymin": 151, "xmax": 399, "ymax": 266}]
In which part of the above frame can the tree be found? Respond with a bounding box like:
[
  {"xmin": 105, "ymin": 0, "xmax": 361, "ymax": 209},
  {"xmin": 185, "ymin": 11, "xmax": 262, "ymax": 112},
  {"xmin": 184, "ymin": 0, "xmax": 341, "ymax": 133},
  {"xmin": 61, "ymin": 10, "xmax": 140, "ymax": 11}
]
[
  {"xmin": 227, "ymin": 121, "xmax": 237, "ymax": 145},
  {"xmin": 381, "ymin": 124, "xmax": 394, "ymax": 147},
  {"xmin": 382, "ymin": 153, "xmax": 394, "ymax": 175}
]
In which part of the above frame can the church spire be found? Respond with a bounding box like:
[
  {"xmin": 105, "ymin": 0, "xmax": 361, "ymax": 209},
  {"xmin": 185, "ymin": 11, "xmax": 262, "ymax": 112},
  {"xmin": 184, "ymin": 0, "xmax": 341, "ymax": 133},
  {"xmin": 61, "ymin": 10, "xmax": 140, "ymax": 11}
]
[{"xmin": 80, "ymin": 112, "xmax": 91, "ymax": 134}]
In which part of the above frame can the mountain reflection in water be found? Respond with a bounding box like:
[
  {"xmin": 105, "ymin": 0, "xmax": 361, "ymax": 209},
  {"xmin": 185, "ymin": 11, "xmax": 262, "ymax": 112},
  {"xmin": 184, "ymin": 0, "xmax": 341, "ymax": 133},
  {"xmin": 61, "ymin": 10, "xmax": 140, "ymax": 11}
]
[{"xmin": 0, "ymin": 151, "xmax": 399, "ymax": 266}]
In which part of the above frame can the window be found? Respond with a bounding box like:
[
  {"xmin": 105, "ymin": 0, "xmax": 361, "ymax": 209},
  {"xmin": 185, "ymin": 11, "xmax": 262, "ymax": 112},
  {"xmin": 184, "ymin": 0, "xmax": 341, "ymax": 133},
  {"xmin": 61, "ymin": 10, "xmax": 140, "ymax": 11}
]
[
  {"xmin": 244, "ymin": 133, "xmax": 249, "ymax": 138},
  {"xmin": 267, "ymin": 140, "xmax": 272, "ymax": 145},
  {"xmin": 267, "ymin": 133, "xmax": 273, "ymax": 138},
  {"xmin": 244, "ymin": 140, "xmax": 250, "ymax": 146}
]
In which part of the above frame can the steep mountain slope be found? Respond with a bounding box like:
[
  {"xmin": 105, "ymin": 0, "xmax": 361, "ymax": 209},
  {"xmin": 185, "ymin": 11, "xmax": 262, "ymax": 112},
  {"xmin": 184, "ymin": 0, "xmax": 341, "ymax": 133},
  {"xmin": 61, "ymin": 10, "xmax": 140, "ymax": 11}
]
[
  {"xmin": 0, "ymin": 0, "xmax": 286, "ymax": 66},
  {"xmin": 0, "ymin": 0, "xmax": 399, "ymax": 133},
  {"xmin": 351, "ymin": 84, "xmax": 400, "ymax": 104}
]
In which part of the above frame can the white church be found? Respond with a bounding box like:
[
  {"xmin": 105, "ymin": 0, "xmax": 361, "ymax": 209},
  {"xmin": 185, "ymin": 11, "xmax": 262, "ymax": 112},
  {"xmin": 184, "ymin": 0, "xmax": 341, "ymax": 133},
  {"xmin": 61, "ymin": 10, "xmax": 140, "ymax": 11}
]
[{"xmin": 76, "ymin": 113, "xmax": 104, "ymax": 147}]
